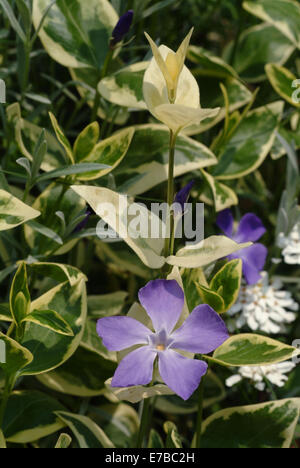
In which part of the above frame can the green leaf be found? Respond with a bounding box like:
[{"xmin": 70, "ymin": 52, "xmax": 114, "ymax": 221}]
[
  {"xmin": 24, "ymin": 183, "xmax": 85, "ymax": 256},
  {"xmin": 0, "ymin": 430, "xmax": 6, "ymax": 448},
  {"xmin": 9, "ymin": 262, "xmax": 31, "ymax": 325},
  {"xmin": 196, "ymin": 284, "xmax": 225, "ymax": 314},
  {"xmin": 209, "ymin": 334, "xmax": 300, "ymax": 367},
  {"xmin": 0, "ymin": 333, "xmax": 33, "ymax": 377},
  {"xmin": 71, "ymin": 185, "xmax": 165, "ymax": 269},
  {"xmin": 0, "ymin": 304, "xmax": 13, "ymax": 322},
  {"xmin": 181, "ymin": 267, "xmax": 209, "ymax": 312},
  {"xmin": 49, "ymin": 112, "xmax": 74, "ymax": 163},
  {"xmin": 0, "ymin": 0, "xmax": 26, "ymax": 42},
  {"xmin": 55, "ymin": 412, "xmax": 115, "ymax": 448},
  {"xmin": 167, "ymin": 236, "xmax": 251, "ymax": 269},
  {"xmin": 69, "ymin": 68, "xmax": 130, "ymax": 125},
  {"xmin": 20, "ymin": 277, "xmax": 87, "ymax": 375},
  {"xmin": 95, "ymin": 241, "xmax": 152, "ymax": 279},
  {"xmin": 3, "ymin": 391, "xmax": 65, "ymax": 444},
  {"xmin": 200, "ymin": 398, "xmax": 300, "ymax": 448},
  {"xmin": 271, "ymin": 127, "xmax": 300, "ymax": 160},
  {"xmin": 225, "ymin": 23, "xmax": 295, "ymax": 82},
  {"xmin": 37, "ymin": 344, "xmax": 116, "ymax": 397},
  {"xmin": 89, "ymin": 403, "xmax": 139, "ymax": 449},
  {"xmin": 243, "ymin": 0, "xmax": 300, "ymax": 49},
  {"xmin": 55, "ymin": 433, "xmax": 72, "ymax": 448},
  {"xmin": 266, "ymin": 64, "xmax": 300, "ymax": 108},
  {"xmin": 210, "ymin": 259, "xmax": 242, "ymax": 312},
  {"xmin": 32, "ymin": 0, "xmax": 119, "ymax": 69},
  {"xmin": 164, "ymin": 422, "xmax": 182, "ymax": 449},
  {"xmin": 98, "ymin": 62, "xmax": 149, "ymax": 110},
  {"xmin": 73, "ymin": 122, "xmax": 100, "ymax": 163},
  {"xmin": 7, "ymin": 103, "xmax": 66, "ymax": 171},
  {"xmin": 114, "ymin": 124, "xmax": 218, "ymax": 196},
  {"xmin": 22, "ymin": 309, "xmax": 74, "ymax": 336},
  {"xmin": 148, "ymin": 430, "xmax": 164, "ymax": 449},
  {"xmin": 77, "ymin": 127, "xmax": 135, "ymax": 181},
  {"xmin": 26, "ymin": 220, "xmax": 64, "ymax": 246},
  {"xmin": 212, "ymin": 101, "xmax": 284, "ymax": 179},
  {"xmin": 0, "ymin": 189, "xmax": 40, "ymax": 231},
  {"xmin": 87, "ymin": 291, "xmax": 128, "ymax": 318},
  {"xmin": 188, "ymin": 46, "xmax": 239, "ymax": 80},
  {"xmin": 28, "ymin": 262, "xmax": 87, "ymax": 287},
  {"xmin": 36, "ymin": 163, "xmax": 111, "ymax": 182},
  {"xmin": 15, "ymin": 0, "xmax": 32, "ymax": 36},
  {"xmin": 201, "ymin": 169, "xmax": 238, "ymax": 212}
]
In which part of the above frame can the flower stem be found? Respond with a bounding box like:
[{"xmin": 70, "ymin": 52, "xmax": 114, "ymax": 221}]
[
  {"xmin": 136, "ymin": 398, "xmax": 151, "ymax": 448},
  {"xmin": 0, "ymin": 375, "xmax": 16, "ymax": 429},
  {"xmin": 164, "ymin": 130, "xmax": 177, "ymax": 259},
  {"xmin": 91, "ymin": 49, "xmax": 114, "ymax": 123},
  {"xmin": 195, "ymin": 373, "xmax": 206, "ymax": 448}
]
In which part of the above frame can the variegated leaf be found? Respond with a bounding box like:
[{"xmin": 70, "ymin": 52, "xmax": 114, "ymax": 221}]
[
  {"xmin": 114, "ymin": 124, "xmax": 218, "ymax": 196},
  {"xmin": 212, "ymin": 101, "xmax": 284, "ymax": 179},
  {"xmin": 0, "ymin": 190, "xmax": 40, "ymax": 231},
  {"xmin": 243, "ymin": 0, "xmax": 300, "ymax": 49},
  {"xmin": 20, "ymin": 277, "xmax": 87, "ymax": 375},
  {"xmin": 98, "ymin": 62, "xmax": 149, "ymax": 110},
  {"xmin": 209, "ymin": 334, "xmax": 300, "ymax": 367},
  {"xmin": 32, "ymin": 0, "xmax": 119, "ymax": 69},
  {"xmin": 199, "ymin": 398, "xmax": 300, "ymax": 448}
]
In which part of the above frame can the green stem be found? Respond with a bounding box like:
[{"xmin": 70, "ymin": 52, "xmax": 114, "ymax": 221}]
[
  {"xmin": 195, "ymin": 372, "xmax": 206, "ymax": 448},
  {"xmin": 20, "ymin": 41, "xmax": 31, "ymax": 104},
  {"xmin": 91, "ymin": 49, "xmax": 114, "ymax": 123},
  {"xmin": 164, "ymin": 130, "xmax": 177, "ymax": 259},
  {"xmin": 136, "ymin": 398, "xmax": 151, "ymax": 448},
  {"xmin": 0, "ymin": 375, "xmax": 16, "ymax": 429}
]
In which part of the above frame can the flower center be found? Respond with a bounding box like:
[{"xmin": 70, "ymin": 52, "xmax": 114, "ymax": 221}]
[
  {"xmin": 148, "ymin": 329, "xmax": 173, "ymax": 352},
  {"xmin": 156, "ymin": 344, "xmax": 166, "ymax": 351}
]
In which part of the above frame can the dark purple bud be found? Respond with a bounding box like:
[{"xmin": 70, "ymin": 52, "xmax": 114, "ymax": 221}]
[
  {"xmin": 174, "ymin": 180, "xmax": 195, "ymax": 213},
  {"xmin": 111, "ymin": 10, "xmax": 134, "ymax": 47},
  {"xmin": 73, "ymin": 209, "xmax": 92, "ymax": 234}
]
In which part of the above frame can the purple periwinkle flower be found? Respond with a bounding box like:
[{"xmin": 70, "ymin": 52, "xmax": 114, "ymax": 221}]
[
  {"xmin": 97, "ymin": 280, "xmax": 229, "ymax": 400},
  {"xmin": 111, "ymin": 10, "xmax": 134, "ymax": 47},
  {"xmin": 216, "ymin": 209, "xmax": 268, "ymax": 285},
  {"xmin": 174, "ymin": 180, "xmax": 195, "ymax": 216}
]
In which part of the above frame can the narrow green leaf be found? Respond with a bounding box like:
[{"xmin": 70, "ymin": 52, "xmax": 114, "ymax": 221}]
[
  {"xmin": 49, "ymin": 112, "xmax": 74, "ymax": 163},
  {"xmin": 36, "ymin": 163, "xmax": 111, "ymax": 183},
  {"xmin": 9, "ymin": 262, "xmax": 31, "ymax": 325},
  {"xmin": 22, "ymin": 309, "xmax": 74, "ymax": 336},
  {"xmin": 0, "ymin": 0, "xmax": 26, "ymax": 42}
]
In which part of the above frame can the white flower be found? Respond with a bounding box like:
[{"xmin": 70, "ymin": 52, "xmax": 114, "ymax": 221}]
[
  {"xmin": 278, "ymin": 223, "xmax": 300, "ymax": 265},
  {"xmin": 226, "ymin": 362, "xmax": 296, "ymax": 391},
  {"xmin": 143, "ymin": 30, "xmax": 220, "ymax": 135},
  {"xmin": 227, "ymin": 272, "xmax": 298, "ymax": 334}
]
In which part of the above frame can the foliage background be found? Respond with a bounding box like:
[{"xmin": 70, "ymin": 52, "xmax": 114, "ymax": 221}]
[{"xmin": 0, "ymin": 0, "xmax": 299, "ymax": 448}]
